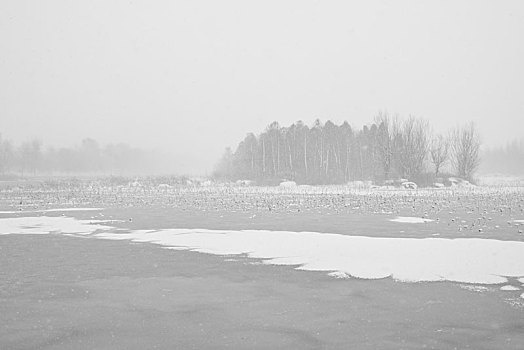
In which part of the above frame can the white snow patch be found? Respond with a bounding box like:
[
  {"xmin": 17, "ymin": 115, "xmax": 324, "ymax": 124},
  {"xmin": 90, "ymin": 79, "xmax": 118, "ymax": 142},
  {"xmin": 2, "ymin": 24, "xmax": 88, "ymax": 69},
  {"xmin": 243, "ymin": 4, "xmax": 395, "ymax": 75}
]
[
  {"xmin": 514, "ymin": 220, "xmax": 524, "ymax": 223},
  {"xmin": 460, "ymin": 285, "xmax": 489, "ymax": 293},
  {"xmin": 2, "ymin": 216, "xmax": 524, "ymax": 286},
  {"xmin": 518, "ymin": 277, "xmax": 524, "ymax": 284},
  {"xmin": 279, "ymin": 181, "xmax": 297, "ymax": 188},
  {"xmin": 500, "ymin": 285, "xmax": 520, "ymax": 291},
  {"xmin": 328, "ymin": 271, "xmax": 351, "ymax": 279},
  {"xmin": 390, "ymin": 217, "xmax": 434, "ymax": 224},
  {"xmin": 92, "ymin": 230, "xmax": 524, "ymax": 284},
  {"xmin": 401, "ymin": 182, "xmax": 418, "ymax": 190}
]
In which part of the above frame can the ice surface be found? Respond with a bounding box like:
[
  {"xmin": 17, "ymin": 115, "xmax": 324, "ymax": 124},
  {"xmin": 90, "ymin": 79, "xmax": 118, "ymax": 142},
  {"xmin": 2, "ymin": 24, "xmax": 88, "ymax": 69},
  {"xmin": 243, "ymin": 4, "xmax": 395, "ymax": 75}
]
[
  {"xmin": 0, "ymin": 216, "xmax": 112, "ymax": 235},
  {"xmin": 0, "ymin": 208, "xmax": 103, "ymax": 214},
  {"xmin": 390, "ymin": 217, "xmax": 434, "ymax": 223},
  {"xmin": 2, "ymin": 216, "xmax": 524, "ymax": 285}
]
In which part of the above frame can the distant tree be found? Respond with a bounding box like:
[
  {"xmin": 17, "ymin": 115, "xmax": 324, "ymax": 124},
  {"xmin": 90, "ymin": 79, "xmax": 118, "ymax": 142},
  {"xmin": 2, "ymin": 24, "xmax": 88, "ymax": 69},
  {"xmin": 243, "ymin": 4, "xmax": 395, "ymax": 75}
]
[
  {"xmin": 323, "ymin": 120, "xmax": 338, "ymax": 181},
  {"xmin": 450, "ymin": 122, "xmax": 481, "ymax": 181},
  {"xmin": 429, "ymin": 134, "xmax": 450, "ymax": 177},
  {"xmin": 80, "ymin": 138, "xmax": 102, "ymax": 172},
  {"xmin": 213, "ymin": 147, "xmax": 234, "ymax": 180},
  {"xmin": 55, "ymin": 147, "xmax": 81, "ymax": 173},
  {"xmin": 295, "ymin": 121, "xmax": 309, "ymax": 180},
  {"xmin": 357, "ymin": 125, "xmax": 370, "ymax": 180},
  {"xmin": 339, "ymin": 121, "xmax": 353, "ymax": 182},
  {"xmin": 309, "ymin": 119, "xmax": 323, "ymax": 182},
  {"xmin": 104, "ymin": 143, "xmax": 135, "ymax": 173},
  {"xmin": 18, "ymin": 139, "xmax": 42, "ymax": 174},
  {"xmin": 266, "ymin": 121, "xmax": 280, "ymax": 177},
  {"xmin": 0, "ymin": 135, "xmax": 14, "ymax": 174},
  {"xmin": 395, "ymin": 117, "xmax": 429, "ymax": 179},
  {"xmin": 375, "ymin": 112, "xmax": 394, "ymax": 181},
  {"xmin": 244, "ymin": 133, "xmax": 258, "ymax": 178},
  {"xmin": 480, "ymin": 139, "xmax": 524, "ymax": 175},
  {"xmin": 259, "ymin": 132, "xmax": 268, "ymax": 177}
]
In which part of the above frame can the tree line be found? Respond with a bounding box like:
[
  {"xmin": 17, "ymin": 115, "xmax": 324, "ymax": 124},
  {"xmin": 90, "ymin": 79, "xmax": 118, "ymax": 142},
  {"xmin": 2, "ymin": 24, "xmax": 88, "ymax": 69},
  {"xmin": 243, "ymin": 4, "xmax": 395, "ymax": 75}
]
[
  {"xmin": 480, "ymin": 140, "xmax": 524, "ymax": 175},
  {"xmin": 0, "ymin": 136, "xmax": 172, "ymax": 176},
  {"xmin": 214, "ymin": 113, "xmax": 482, "ymax": 185}
]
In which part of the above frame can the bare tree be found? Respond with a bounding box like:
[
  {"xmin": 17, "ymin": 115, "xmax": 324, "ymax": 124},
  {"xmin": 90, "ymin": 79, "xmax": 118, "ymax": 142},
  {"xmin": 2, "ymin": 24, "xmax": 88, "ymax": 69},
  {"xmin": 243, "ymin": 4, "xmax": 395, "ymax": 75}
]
[
  {"xmin": 450, "ymin": 122, "xmax": 481, "ymax": 181},
  {"xmin": 18, "ymin": 139, "xmax": 42, "ymax": 175},
  {"xmin": 213, "ymin": 147, "xmax": 234, "ymax": 180},
  {"xmin": 267, "ymin": 121, "xmax": 280, "ymax": 177},
  {"xmin": 374, "ymin": 112, "xmax": 394, "ymax": 180},
  {"xmin": 429, "ymin": 134, "xmax": 450, "ymax": 177},
  {"xmin": 0, "ymin": 134, "xmax": 14, "ymax": 174},
  {"xmin": 395, "ymin": 116, "xmax": 430, "ymax": 180}
]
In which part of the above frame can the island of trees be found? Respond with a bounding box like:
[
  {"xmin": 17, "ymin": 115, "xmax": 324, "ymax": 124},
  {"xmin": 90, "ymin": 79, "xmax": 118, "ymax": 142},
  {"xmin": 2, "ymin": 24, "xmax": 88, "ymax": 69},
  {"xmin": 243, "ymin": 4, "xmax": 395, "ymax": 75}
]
[{"xmin": 214, "ymin": 114, "xmax": 484, "ymax": 185}]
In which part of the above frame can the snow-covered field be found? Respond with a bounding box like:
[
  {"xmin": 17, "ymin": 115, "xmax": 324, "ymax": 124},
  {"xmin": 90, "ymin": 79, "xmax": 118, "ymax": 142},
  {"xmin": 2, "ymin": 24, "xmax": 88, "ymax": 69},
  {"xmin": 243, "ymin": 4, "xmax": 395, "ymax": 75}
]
[{"xmin": 1, "ymin": 179, "xmax": 523, "ymax": 217}]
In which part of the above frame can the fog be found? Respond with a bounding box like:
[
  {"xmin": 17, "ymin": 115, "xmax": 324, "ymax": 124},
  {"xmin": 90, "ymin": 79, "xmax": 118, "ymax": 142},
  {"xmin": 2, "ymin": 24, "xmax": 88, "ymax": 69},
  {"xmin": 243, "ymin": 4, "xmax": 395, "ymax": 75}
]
[{"xmin": 1, "ymin": 1, "xmax": 523, "ymax": 175}]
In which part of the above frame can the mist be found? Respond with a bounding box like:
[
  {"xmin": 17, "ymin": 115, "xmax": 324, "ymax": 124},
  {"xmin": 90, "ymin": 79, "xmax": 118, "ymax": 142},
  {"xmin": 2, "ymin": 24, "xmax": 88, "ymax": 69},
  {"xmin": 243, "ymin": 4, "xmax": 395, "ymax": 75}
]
[{"xmin": 1, "ymin": 1, "xmax": 523, "ymax": 175}]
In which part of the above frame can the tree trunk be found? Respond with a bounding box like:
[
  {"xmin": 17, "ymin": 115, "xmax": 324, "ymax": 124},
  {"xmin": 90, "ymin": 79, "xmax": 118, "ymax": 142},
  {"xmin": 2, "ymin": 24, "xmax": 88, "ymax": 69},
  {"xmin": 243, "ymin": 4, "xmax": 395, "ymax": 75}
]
[
  {"xmin": 262, "ymin": 139, "xmax": 266, "ymax": 175},
  {"xmin": 304, "ymin": 133, "xmax": 308, "ymax": 177}
]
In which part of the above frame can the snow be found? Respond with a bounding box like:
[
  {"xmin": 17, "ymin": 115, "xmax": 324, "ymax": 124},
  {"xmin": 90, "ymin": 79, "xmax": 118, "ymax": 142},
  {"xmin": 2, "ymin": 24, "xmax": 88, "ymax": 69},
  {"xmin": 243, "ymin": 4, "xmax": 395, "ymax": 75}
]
[
  {"xmin": 328, "ymin": 271, "xmax": 350, "ymax": 279},
  {"xmin": 460, "ymin": 285, "xmax": 489, "ymax": 292},
  {"xmin": 83, "ymin": 229, "xmax": 524, "ymax": 284},
  {"xmin": 390, "ymin": 217, "xmax": 434, "ymax": 224},
  {"xmin": 401, "ymin": 182, "xmax": 418, "ymax": 190},
  {"xmin": 157, "ymin": 184, "xmax": 172, "ymax": 190},
  {"xmin": 2, "ymin": 215, "xmax": 524, "ymax": 286},
  {"xmin": 500, "ymin": 285, "xmax": 520, "ymax": 291}
]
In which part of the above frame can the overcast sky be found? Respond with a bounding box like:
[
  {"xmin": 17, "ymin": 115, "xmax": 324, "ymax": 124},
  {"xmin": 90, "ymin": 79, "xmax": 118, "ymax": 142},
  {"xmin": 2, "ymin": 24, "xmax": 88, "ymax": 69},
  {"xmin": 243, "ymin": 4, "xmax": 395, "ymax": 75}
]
[{"xmin": 1, "ymin": 1, "xmax": 523, "ymax": 174}]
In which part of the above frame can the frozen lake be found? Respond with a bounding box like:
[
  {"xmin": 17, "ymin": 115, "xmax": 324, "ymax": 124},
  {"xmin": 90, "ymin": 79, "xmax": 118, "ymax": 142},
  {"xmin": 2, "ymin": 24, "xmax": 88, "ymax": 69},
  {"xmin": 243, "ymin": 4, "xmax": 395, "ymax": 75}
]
[{"xmin": 2, "ymin": 214, "xmax": 524, "ymax": 289}]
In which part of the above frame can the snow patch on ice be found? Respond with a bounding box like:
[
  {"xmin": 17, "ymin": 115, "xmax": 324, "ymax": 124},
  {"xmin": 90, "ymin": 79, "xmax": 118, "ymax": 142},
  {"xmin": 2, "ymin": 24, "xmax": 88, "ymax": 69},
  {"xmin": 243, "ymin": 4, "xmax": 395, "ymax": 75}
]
[
  {"xmin": 2, "ymin": 216, "xmax": 524, "ymax": 286},
  {"xmin": 328, "ymin": 271, "xmax": 351, "ymax": 279},
  {"xmin": 500, "ymin": 285, "xmax": 520, "ymax": 291},
  {"xmin": 390, "ymin": 217, "xmax": 434, "ymax": 224},
  {"xmin": 460, "ymin": 285, "xmax": 489, "ymax": 293},
  {"xmin": 91, "ymin": 230, "xmax": 524, "ymax": 284}
]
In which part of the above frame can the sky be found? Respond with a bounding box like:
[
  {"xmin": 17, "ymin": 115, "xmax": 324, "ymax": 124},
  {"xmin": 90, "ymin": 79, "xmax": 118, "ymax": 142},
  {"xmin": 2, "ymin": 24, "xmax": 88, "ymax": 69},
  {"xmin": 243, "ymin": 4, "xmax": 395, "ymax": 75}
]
[{"xmin": 1, "ymin": 1, "xmax": 523, "ymax": 174}]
